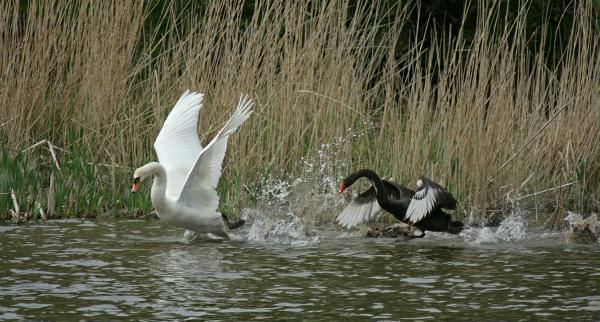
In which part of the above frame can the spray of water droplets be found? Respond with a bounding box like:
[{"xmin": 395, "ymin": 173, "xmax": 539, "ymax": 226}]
[
  {"xmin": 461, "ymin": 208, "xmax": 529, "ymax": 243},
  {"xmin": 241, "ymin": 133, "xmax": 362, "ymax": 245}
]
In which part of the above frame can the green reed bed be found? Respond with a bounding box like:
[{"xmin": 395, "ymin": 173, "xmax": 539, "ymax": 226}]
[
  {"xmin": 0, "ymin": 0, "xmax": 597, "ymax": 223},
  {"xmin": 0, "ymin": 141, "xmax": 152, "ymax": 221}
]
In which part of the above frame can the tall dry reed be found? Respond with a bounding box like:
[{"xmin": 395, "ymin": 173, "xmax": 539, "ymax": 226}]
[{"xmin": 0, "ymin": 0, "xmax": 597, "ymax": 221}]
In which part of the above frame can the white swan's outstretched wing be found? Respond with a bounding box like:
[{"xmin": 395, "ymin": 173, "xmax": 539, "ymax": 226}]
[
  {"xmin": 405, "ymin": 176, "xmax": 457, "ymax": 223},
  {"xmin": 177, "ymin": 94, "xmax": 253, "ymax": 210},
  {"xmin": 336, "ymin": 186, "xmax": 382, "ymax": 228},
  {"xmin": 154, "ymin": 90, "xmax": 204, "ymax": 199}
]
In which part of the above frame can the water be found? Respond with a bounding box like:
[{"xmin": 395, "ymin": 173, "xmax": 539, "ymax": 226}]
[{"xmin": 0, "ymin": 219, "xmax": 598, "ymax": 321}]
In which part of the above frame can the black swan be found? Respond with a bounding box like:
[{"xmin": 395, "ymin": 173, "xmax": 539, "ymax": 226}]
[{"xmin": 336, "ymin": 169, "xmax": 463, "ymax": 236}]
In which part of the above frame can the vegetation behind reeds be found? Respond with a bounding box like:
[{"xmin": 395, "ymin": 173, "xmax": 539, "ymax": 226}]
[{"xmin": 0, "ymin": 0, "xmax": 597, "ymax": 222}]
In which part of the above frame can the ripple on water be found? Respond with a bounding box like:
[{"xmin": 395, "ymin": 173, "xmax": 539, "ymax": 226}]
[
  {"xmin": 81, "ymin": 295, "xmax": 145, "ymax": 304},
  {"xmin": 401, "ymin": 277, "xmax": 438, "ymax": 284},
  {"xmin": 12, "ymin": 303, "xmax": 52, "ymax": 309},
  {"xmin": 53, "ymin": 259, "xmax": 110, "ymax": 268},
  {"xmin": 9, "ymin": 269, "xmax": 64, "ymax": 276},
  {"xmin": 0, "ymin": 219, "xmax": 597, "ymax": 321},
  {"xmin": 76, "ymin": 304, "xmax": 127, "ymax": 317}
]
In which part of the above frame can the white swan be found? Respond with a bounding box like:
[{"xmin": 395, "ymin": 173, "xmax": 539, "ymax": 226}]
[{"xmin": 131, "ymin": 90, "xmax": 253, "ymax": 239}]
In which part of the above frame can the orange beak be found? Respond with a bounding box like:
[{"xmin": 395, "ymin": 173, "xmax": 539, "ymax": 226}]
[
  {"xmin": 338, "ymin": 181, "xmax": 347, "ymax": 193},
  {"xmin": 131, "ymin": 177, "xmax": 140, "ymax": 193}
]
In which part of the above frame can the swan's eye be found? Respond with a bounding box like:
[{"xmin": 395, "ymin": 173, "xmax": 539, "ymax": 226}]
[{"xmin": 133, "ymin": 177, "xmax": 140, "ymax": 184}]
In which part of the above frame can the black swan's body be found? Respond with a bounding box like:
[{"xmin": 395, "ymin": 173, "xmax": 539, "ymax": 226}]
[{"xmin": 337, "ymin": 169, "xmax": 463, "ymax": 236}]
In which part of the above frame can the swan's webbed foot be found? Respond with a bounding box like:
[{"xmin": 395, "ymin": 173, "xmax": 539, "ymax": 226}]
[{"xmin": 222, "ymin": 214, "xmax": 245, "ymax": 230}]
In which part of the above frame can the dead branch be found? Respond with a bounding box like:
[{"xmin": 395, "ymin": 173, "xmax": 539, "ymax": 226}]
[
  {"xmin": 46, "ymin": 141, "xmax": 61, "ymax": 170},
  {"xmin": 10, "ymin": 188, "xmax": 19, "ymax": 220},
  {"xmin": 22, "ymin": 139, "xmax": 61, "ymax": 170},
  {"xmin": 47, "ymin": 172, "xmax": 55, "ymax": 218},
  {"xmin": 0, "ymin": 116, "xmax": 18, "ymax": 128},
  {"xmin": 23, "ymin": 139, "xmax": 49, "ymax": 152},
  {"xmin": 38, "ymin": 202, "xmax": 47, "ymax": 221},
  {"xmin": 515, "ymin": 181, "xmax": 579, "ymax": 201}
]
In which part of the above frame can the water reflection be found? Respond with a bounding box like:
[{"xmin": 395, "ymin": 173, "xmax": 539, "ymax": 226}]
[{"xmin": 0, "ymin": 220, "xmax": 597, "ymax": 321}]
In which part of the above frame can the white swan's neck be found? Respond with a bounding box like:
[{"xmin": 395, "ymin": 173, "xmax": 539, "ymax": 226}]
[{"xmin": 145, "ymin": 163, "xmax": 168, "ymax": 214}]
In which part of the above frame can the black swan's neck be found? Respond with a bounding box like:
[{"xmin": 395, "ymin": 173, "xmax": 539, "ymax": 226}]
[{"xmin": 356, "ymin": 169, "xmax": 389, "ymax": 201}]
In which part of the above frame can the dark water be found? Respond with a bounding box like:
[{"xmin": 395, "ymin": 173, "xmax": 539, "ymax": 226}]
[{"xmin": 0, "ymin": 219, "xmax": 598, "ymax": 321}]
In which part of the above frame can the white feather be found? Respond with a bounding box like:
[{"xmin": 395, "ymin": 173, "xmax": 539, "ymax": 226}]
[
  {"xmin": 405, "ymin": 185, "xmax": 441, "ymax": 224},
  {"xmin": 336, "ymin": 198, "xmax": 382, "ymax": 228},
  {"xmin": 139, "ymin": 90, "xmax": 253, "ymax": 236},
  {"xmin": 154, "ymin": 91, "xmax": 204, "ymax": 199},
  {"xmin": 178, "ymin": 94, "xmax": 253, "ymax": 210}
]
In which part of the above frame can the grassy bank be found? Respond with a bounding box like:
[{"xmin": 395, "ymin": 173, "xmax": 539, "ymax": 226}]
[{"xmin": 0, "ymin": 0, "xmax": 598, "ymax": 223}]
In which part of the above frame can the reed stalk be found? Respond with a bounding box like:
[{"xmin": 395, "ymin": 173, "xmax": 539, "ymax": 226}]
[{"xmin": 0, "ymin": 0, "xmax": 597, "ymax": 221}]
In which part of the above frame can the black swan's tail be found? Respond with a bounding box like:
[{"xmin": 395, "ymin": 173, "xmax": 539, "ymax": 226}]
[{"xmin": 222, "ymin": 214, "xmax": 246, "ymax": 230}]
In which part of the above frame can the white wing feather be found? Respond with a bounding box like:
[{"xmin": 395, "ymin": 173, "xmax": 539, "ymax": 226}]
[
  {"xmin": 336, "ymin": 199, "xmax": 382, "ymax": 228},
  {"xmin": 154, "ymin": 90, "xmax": 204, "ymax": 199},
  {"xmin": 177, "ymin": 94, "xmax": 253, "ymax": 210},
  {"xmin": 405, "ymin": 185, "xmax": 440, "ymax": 223}
]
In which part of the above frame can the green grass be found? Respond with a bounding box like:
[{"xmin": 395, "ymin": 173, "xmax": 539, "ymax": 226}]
[{"xmin": 0, "ymin": 145, "xmax": 152, "ymax": 221}]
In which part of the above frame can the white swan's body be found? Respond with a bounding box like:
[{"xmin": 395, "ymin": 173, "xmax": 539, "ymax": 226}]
[{"xmin": 133, "ymin": 91, "xmax": 253, "ymax": 238}]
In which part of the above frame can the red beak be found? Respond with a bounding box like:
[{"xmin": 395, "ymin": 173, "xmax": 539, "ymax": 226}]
[{"xmin": 338, "ymin": 181, "xmax": 347, "ymax": 193}]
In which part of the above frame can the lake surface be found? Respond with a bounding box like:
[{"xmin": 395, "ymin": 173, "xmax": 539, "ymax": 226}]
[{"xmin": 0, "ymin": 218, "xmax": 598, "ymax": 321}]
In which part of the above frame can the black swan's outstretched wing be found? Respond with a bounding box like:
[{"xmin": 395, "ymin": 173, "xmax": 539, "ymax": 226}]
[
  {"xmin": 336, "ymin": 185, "xmax": 381, "ymax": 228},
  {"xmin": 404, "ymin": 176, "xmax": 457, "ymax": 224},
  {"xmin": 336, "ymin": 180, "xmax": 410, "ymax": 228}
]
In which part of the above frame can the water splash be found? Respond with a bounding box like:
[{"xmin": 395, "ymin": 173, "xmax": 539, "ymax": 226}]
[
  {"xmin": 462, "ymin": 210, "xmax": 528, "ymax": 244},
  {"xmin": 259, "ymin": 179, "xmax": 292, "ymax": 203},
  {"xmin": 240, "ymin": 135, "xmax": 354, "ymax": 245},
  {"xmin": 241, "ymin": 176, "xmax": 346, "ymax": 245},
  {"xmin": 298, "ymin": 135, "xmax": 349, "ymax": 194},
  {"xmin": 244, "ymin": 210, "xmax": 319, "ymax": 246},
  {"xmin": 564, "ymin": 211, "xmax": 583, "ymax": 226}
]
